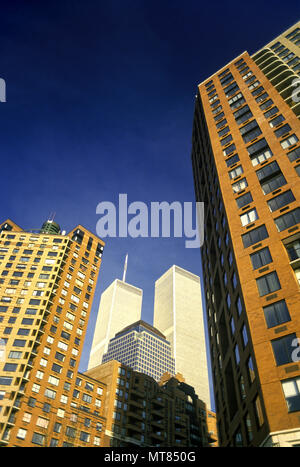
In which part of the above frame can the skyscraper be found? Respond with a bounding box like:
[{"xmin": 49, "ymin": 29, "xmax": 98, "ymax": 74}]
[
  {"xmin": 191, "ymin": 22, "xmax": 300, "ymax": 446},
  {"xmin": 102, "ymin": 320, "xmax": 175, "ymax": 382},
  {"xmin": 153, "ymin": 265, "xmax": 211, "ymax": 408},
  {"xmin": 88, "ymin": 279, "xmax": 142, "ymax": 370},
  {"xmin": 0, "ymin": 219, "xmax": 106, "ymax": 447}
]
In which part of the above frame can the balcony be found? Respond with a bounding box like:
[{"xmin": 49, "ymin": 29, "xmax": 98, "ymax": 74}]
[
  {"xmin": 126, "ymin": 421, "xmax": 142, "ymax": 433},
  {"xmin": 151, "ymin": 418, "xmax": 164, "ymax": 428},
  {"xmin": 6, "ymin": 413, "xmax": 16, "ymax": 426},
  {"xmin": 150, "ymin": 431, "xmax": 165, "ymax": 441},
  {"xmin": 174, "ymin": 427, "xmax": 187, "ymax": 439},
  {"xmin": 128, "ymin": 398, "xmax": 143, "ymax": 409},
  {"xmin": 127, "ymin": 409, "xmax": 143, "ymax": 421},
  {"xmin": 12, "ymin": 398, "xmax": 22, "ymax": 409}
]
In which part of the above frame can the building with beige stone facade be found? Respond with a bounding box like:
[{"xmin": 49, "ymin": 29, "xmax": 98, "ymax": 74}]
[{"xmin": 0, "ymin": 218, "xmax": 106, "ymax": 447}]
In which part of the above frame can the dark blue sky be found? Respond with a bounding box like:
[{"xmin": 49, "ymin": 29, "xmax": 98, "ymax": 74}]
[{"xmin": 0, "ymin": 0, "xmax": 298, "ymax": 376}]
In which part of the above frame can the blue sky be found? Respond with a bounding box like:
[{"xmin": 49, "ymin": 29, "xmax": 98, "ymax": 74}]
[{"xmin": 0, "ymin": 0, "xmax": 298, "ymax": 384}]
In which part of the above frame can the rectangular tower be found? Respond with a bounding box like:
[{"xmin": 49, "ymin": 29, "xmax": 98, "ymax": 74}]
[
  {"xmin": 153, "ymin": 265, "xmax": 211, "ymax": 408},
  {"xmin": 88, "ymin": 279, "xmax": 142, "ymax": 369},
  {"xmin": 191, "ymin": 22, "xmax": 300, "ymax": 446},
  {"xmin": 0, "ymin": 219, "xmax": 106, "ymax": 447}
]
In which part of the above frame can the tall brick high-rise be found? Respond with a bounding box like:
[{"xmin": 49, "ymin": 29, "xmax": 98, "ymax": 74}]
[
  {"xmin": 0, "ymin": 219, "xmax": 106, "ymax": 447},
  {"xmin": 191, "ymin": 22, "xmax": 300, "ymax": 447}
]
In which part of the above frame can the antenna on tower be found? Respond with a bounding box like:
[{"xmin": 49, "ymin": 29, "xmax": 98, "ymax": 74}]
[
  {"xmin": 48, "ymin": 211, "xmax": 56, "ymax": 222},
  {"xmin": 122, "ymin": 254, "xmax": 128, "ymax": 282}
]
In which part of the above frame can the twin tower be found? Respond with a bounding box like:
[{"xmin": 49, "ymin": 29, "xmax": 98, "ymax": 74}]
[{"xmin": 88, "ymin": 264, "xmax": 211, "ymax": 409}]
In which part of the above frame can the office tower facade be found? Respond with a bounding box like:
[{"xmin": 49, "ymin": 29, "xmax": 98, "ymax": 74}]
[
  {"xmin": 153, "ymin": 265, "xmax": 211, "ymax": 408},
  {"xmin": 191, "ymin": 23, "xmax": 300, "ymax": 447},
  {"xmin": 0, "ymin": 219, "xmax": 106, "ymax": 447},
  {"xmin": 86, "ymin": 360, "xmax": 216, "ymax": 448},
  {"xmin": 102, "ymin": 320, "xmax": 175, "ymax": 382},
  {"xmin": 88, "ymin": 279, "xmax": 142, "ymax": 370}
]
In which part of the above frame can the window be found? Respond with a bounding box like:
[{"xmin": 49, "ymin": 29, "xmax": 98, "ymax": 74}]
[
  {"xmin": 36, "ymin": 417, "xmax": 49, "ymax": 429},
  {"xmin": 245, "ymin": 414, "xmax": 253, "ymax": 442},
  {"xmin": 48, "ymin": 375, "xmax": 59, "ymax": 386},
  {"xmin": 32, "ymin": 432, "xmax": 46, "ymax": 446},
  {"xmin": 281, "ymin": 134, "xmax": 299, "ymax": 149},
  {"xmin": 263, "ymin": 300, "xmax": 291, "ymax": 328},
  {"xmin": 271, "ymin": 333, "xmax": 297, "ymax": 366},
  {"xmin": 44, "ymin": 388, "xmax": 56, "ymax": 399},
  {"xmin": 247, "ymin": 138, "xmax": 273, "ymax": 166},
  {"xmin": 3, "ymin": 363, "xmax": 17, "ymax": 372},
  {"xmin": 17, "ymin": 328, "xmax": 30, "ymax": 336},
  {"xmin": 232, "ymin": 177, "xmax": 248, "ymax": 193},
  {"xmin": 32, "ymin": 383, "xmax": 40, "ymax": 393},
  {"xmin": 287, "ymin": 146, "xmax": 300, "ymax": 162},
  {"xmin": 242, "ymin": 325, "xmax": 248, "ymax": 348},
  {"xmin": 229, "ymin": 165, "xmax": 243, "ymax": 179},
  {"xmin": 57, "ymin": 408, "xmax": 65, "ymax": 418},
  {"xmin": 218, "ymin": 125, "xmax": 229, "ymax": 137},
  {"xmin": 240, "ymin": 120, "xmax": 262, "ymax": 143},
  {"xmin": 236, "ymin": 191, "xmax": 253, "ymax": 209},
  {"xmin": 286, "ymin": 240, "xmax": 300, "ymax": 261},
  {"xmin": 247, "ymin": 356, "xmax": 255, "ymax": 384},
  {"xmin": 13, "ymin": 339, "xmax": 26, "ymax": 347},
  {"xmin": 216, "ymin": 118, "xmax": 227, "ymax": 129},
  {"xmin": 250, "ymin": 247, "xmax": 272, "ymax": 270},
  {"xmin": 22, "ymin": 412, "xmax": 32, "ymax": 423},
  {"xmin": 248, "ymin": 80, "xmax": 260, "ymax": 91},
  {"xmin": 17, "ymin": 428, "xmax": 27, "ymax": 440},
  {"xmin": 223, "ymin": 143, "xmax": 236, "ymax": 156},
  {"xmin": 282, "ymin": 377, "xmax": 300, "ymax": 412},
  {"xmin": 264, "ymin": 106, "xmax": 279, "ymax": 119},
  {"xmin": 256, "ymin": 161, "xmax": 286, "ymax": 195},
  {"xmin": 225, "ymin": 153, "xmax": 240, "ymax": 167},
  {"xmin": 212, "ymin": 104, "xmax": 222, "ymax": 115},
  {"xmin": 214, "ymin": 111, "xmax": 225, "ymax": 122},
  {"xmin": 236, "ymin": 296, "xmax": 242, "ymax": 315},
  {"xmin": 65, "ymin": 426, "xmax": 76, "ymax": 438},
  {"xmin": 220, "ymin": 134, "xmax": 233, "ymax": 147},
  {"xmin": 260, "ymin": 98, "xmax": 273, "ymax": 110},
  {"xmin": 240, "ymin": 208, "xmax": 258, "ymax": 226},
  {"xmin": 230, "ymin": 317, "xmax": 235, "ymax": 335},
  {"xmin": 242, "ymin": 224, "xmax": 269, "ymax": 248},
  {"xmin": 229, "ymin": 93, "xmax": 245, "ymax": 109},
  {"xmin": 255, "ymin": 91, "xmax": 268, "ymax": 103},
  {"xmin": 234, "ymin": 344, "xmax": 240, "ymax": 365},
  {"xmin": 269, "ymin": 114, "xmax": 285, "ymax": 127},
  {"xmin": 82, "ymin": 393, "xmax": 92, "ymax": 404},
  {"xmin": 80, "ymin": 431, "xmax": 90, "ymax": 443},
  {"xmin": 256, "ymin": 271, "xmax": 281, "ymax": 296},
  {"xmin": 274, "ymin": 123, "xmax": 292, "ymax": 138},
  {"xmin": 274, "ymin": 208, "xmax": 300, "ymax": 232},
  {"xmin": 234, "ymin": 105, "xmax": 253, "ymax": 125},
  {"xmin": 94, "ymin": 436, "xmax": 101, "ymax": 446},
  {"xmin": 267, "ymin": 190, "xmax": 295, "ymax": 212},
  {"xmin": 220, "ymin": 72, "xmax": 234, "ymax": 86},
  {"xmin": 8, "ymin": 351, "xmax": 22, "ymax": 359},
  {"xmin": 0, "ymin": 377, "xmax": 12, "ymax": 385},
  {"xmin": 224, "ymin": 82, "xmax": 239, "ymax": 97}
]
